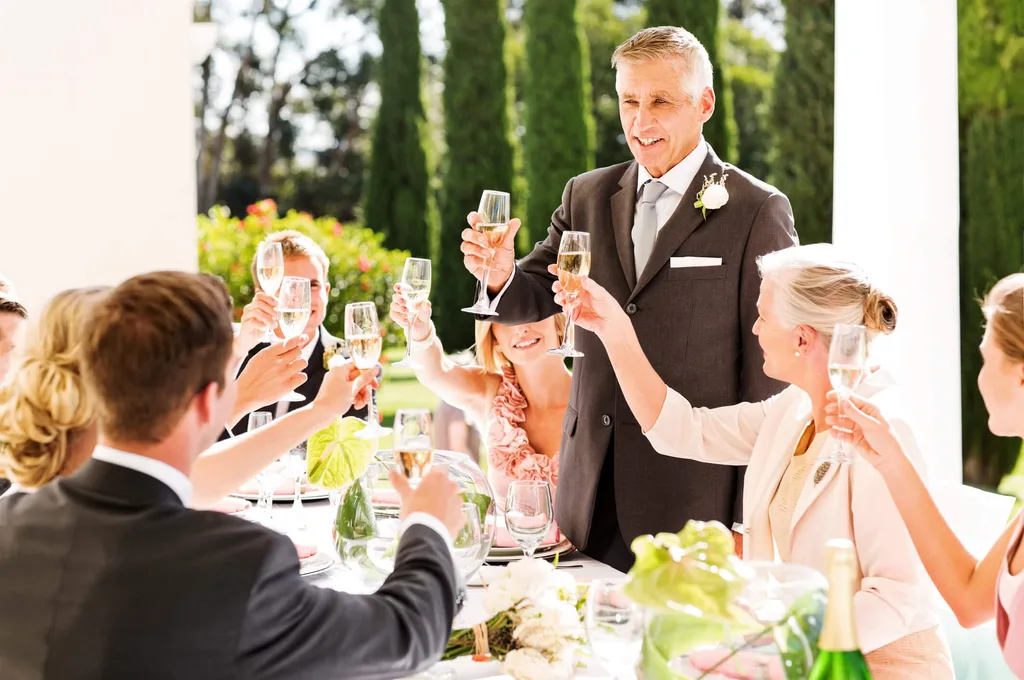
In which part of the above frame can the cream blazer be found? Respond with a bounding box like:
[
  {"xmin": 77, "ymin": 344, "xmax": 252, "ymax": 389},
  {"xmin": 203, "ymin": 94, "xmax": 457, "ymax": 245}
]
[{"xmin": 645, "ymin": 369, "xmax": 941, "ymax": 653}]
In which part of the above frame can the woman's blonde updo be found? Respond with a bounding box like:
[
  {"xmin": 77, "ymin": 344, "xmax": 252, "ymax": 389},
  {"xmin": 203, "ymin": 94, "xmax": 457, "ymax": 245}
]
[
  {"xmin": 0, "ymin": 287, "xmax": 108, "ymax": 488},
  {"xmin": 982, "ymin": 273, "xmax": 1024, "ymax": 366},
  {"xmin": 757, "ymin": 243, "xmax": 899, "ymax": 343}
]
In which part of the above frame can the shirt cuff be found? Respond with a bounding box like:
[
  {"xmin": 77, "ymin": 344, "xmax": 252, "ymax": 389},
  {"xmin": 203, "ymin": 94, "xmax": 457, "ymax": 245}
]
[{"xmin": 486, "ymin": 266, "xmax": 516, "ymax": 311}]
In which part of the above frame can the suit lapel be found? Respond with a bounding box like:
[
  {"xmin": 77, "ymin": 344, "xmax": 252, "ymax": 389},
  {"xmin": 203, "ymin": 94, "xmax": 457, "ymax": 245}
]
[
  {"xmin": 789, "ymin": 436, "xmax": 841, "ymax": 535},
  {"xmin": 611, "ymin": 162, "xmax": 640, "ymax": 290},
  {"xmin": 750, "ymin": 395, "xmax": 813, "ymax": 526},
  {"xmin": 628, "ymin": 148, "xmax": 725, "ymax": 304}
]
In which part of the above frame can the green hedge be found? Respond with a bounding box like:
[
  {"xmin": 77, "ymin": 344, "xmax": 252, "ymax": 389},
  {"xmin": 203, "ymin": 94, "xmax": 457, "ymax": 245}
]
[{"xmin": 198, "ymin": 201, "xmax": 409, "ymax": 347}]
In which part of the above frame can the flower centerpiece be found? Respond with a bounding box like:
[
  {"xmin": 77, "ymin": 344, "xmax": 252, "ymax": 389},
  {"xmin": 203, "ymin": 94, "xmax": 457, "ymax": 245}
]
[{"xmin": 444, "ymin": 559, "xmax": 586, "ymax": 680}]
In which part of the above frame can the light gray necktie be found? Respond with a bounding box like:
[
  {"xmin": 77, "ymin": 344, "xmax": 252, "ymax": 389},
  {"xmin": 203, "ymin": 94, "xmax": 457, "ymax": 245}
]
[{"xmin": 632, "ymin": 180, "xmax": 668, "ymax": 279}]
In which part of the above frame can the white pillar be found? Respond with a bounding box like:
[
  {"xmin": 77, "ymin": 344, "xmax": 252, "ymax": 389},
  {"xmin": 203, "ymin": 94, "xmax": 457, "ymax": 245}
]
[
  {"xmin": 0, "ymin": 0, "xmax": 198, "ymax": 314},
  {"xmin": 833, "ymin": 0, "xmax": 962, "ymax": 484}
]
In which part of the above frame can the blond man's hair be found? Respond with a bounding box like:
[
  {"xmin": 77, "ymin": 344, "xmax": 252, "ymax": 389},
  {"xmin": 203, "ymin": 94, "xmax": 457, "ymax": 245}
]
[
  {"xmin": 611, "ymin": 26, "xmax": 714, "ymax": 103},
  {"xmin": 474, "ymin": 315, "xmax": 567, "ymax": 374},
  {"xmin": 983, "ymin": 273, "xmax": 1024, "ymax": 366},
  {"xmin": 82, "ymin": 272, "xmax": 235, "ymax": 444},
  {"xmin": 250, "ymin": 230, "xmax": 331, "ymax": 288},
  {"xmin": 0, "ymin": 287, "xmax": 107, "ymax": 488}
]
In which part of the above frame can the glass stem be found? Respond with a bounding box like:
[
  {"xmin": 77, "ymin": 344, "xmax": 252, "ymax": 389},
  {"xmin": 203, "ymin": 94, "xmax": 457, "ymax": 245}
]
[
  {"xmin": 563, "ymin": 299, "xmax": 577, "ymax": 349},
  {"xmin": 478, "ymin": 258, "xmax": 492, "ymax": 306},
  {"xmin": 367, "ymin": 388, "xmax": 377, "ymax": 427},
  {"xmin": 291, "ymin": 476, "xmax": 303, "ymax": 518}
]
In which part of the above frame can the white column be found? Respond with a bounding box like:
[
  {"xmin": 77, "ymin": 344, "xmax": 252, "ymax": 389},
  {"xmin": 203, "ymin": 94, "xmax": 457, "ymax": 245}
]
[
  {"xmin": 0, "ymin": 0, "xmax": 198, "ymax": 314},
  {"xmin": 833, "ymin": 0, "xmax": 961, "ymax": 483}
]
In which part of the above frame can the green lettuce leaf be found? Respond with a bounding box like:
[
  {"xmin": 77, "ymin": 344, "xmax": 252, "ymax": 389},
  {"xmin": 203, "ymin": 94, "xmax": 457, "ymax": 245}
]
[{"xmin": 307, "ymin": 416, "xmax": 376, "ymax": 489}]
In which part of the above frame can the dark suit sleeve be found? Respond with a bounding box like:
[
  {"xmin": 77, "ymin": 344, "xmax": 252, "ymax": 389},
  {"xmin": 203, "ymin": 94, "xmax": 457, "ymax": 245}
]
[
  {"xmin": 733, "ymin": 192, "xmax": 798, "ymax": 527},
  {"xmin": 237, "ymin": 525, "xmax": 461, "ymax": 680},
  {"xmin": 489, "ymin": 177, "xmax": 577, "ymax": 325}
]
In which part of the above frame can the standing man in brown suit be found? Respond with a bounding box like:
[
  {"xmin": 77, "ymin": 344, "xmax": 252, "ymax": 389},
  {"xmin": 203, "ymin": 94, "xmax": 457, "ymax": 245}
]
[{"xmin": 461, "ymin": 27, "xmax": 797, "ymax": 571}]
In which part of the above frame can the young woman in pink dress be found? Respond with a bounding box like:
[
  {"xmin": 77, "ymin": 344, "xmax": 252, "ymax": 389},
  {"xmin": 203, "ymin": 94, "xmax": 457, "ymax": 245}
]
[
  {"xmin": 828, "ymin": 273, "xmax": 1024, "ymax": 677},
  {"xmin": 389, "ymin": 286, "xmax": 569, "ymax": 521}
]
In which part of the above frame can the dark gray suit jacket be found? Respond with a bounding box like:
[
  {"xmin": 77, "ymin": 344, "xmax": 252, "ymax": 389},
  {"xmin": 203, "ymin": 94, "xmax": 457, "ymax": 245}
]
[
  {"xmin": 0, "ymin": 459, "xmax": 461, "ymax": 680},
  {"xmin": 491, "ymin": 144, "xmax": 796, "ymax": 549}
]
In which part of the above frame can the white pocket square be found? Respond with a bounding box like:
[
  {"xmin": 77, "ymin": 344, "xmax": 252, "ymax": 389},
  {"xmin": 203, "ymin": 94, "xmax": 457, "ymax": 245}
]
[{"xmin": 670, "ymin": 256, "xmax": 723, "ymax": 268}]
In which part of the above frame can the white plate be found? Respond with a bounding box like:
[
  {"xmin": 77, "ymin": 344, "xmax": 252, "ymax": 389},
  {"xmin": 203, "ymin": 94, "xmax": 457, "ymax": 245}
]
[
  {"xmin": 231, "ymin": 490, "xmax": 330, "ymax": 503},
  {"xmin": 299, "ymin": 551, "xmax": 335, "ymax": 577}
]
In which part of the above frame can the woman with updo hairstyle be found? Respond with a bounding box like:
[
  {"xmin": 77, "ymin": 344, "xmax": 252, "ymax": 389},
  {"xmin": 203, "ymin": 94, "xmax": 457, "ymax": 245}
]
[
  {"xmin": 558, "ymin": 243, "xmax": 953, "ymax": 678},
  {"xmin": 827, "ymin": 272, "xmax": 1024, "ymax": 676}
]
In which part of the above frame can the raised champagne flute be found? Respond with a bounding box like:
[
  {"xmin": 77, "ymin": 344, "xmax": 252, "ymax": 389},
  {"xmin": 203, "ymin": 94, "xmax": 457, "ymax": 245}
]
[
  {"xmin": 393, "ymin": 408, "xmax": 433, "ymax": 488},
  {"xmin": 345, "ymin": 302, "xmax": 392, "ymax": 440},
  {"xmin": 255, "ymin": 241, "xmax": 284, "ymax": 344},
  {"xmin": 277, "ymin": 276, "xmax": 311, "ymax": 403},
  {"xmin": 394, "ymin": 257, "xmax": 431, "ymax": 368},
  {"xmin": 549, "ymin": 230, "xmax": 591, "ymax": 358},
  {"xmin": 504, "ymin": 480, "xmax": 553, "ymax": 560},
  {"xmin": 824, "ymin": 323, "xmax": 868, "ymax": 465},
  {"xmin": 462, "ymin": 190, "xmax": 510, "ymax": 317}
]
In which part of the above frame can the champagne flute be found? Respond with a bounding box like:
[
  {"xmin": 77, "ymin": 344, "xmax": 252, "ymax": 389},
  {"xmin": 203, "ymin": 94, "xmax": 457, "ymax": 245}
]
[
  {"xmin": 504, "ymin": 480, "xmax": 553, "ymax": 559},
  {"xmin": 824, "ymin": 323, "xmax": 868, "ymax": 465},
  {"xmin": 393, "ymin": 408, "xmax": 433, "ymax": 488},
  {"xmin": 453, "ymin": 502, "xmax": 486, "ymax": 580},
  {"xmin": 287, "ymin": 441, "xmax": 309, "ymax": 533},
  {"xmin": 277, "ymin": 276, "xmax": 311, "ymax": 403},
  {"xmin": 549, "ymin": 231, "xmax": 591, "ymax": 358},
  {"xmin": 256, "ymin": 241, "xmax": 284, "ymax": 344},
  {"xmin": 585, "ymin": 579, "xmax": 644, "ymax": 680},
  {"xmin": 248, "ymin": 411, "xmax": 274, "ymax": 522},
  {"xmin": 345, "ymin": 302, "xmax": 392, "ymax": 440},
  {"xmin": 462, "ymin": 190, "xmax": 510, "ymax": 316},
  {"xmin": 394, "ymin": 257, "xmax": 431, "ymax": 368}
]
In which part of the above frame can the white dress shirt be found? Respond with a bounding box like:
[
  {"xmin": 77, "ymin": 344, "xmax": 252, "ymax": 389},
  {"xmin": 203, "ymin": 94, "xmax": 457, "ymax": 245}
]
[
  {"xmin": 273, "ymin": 328, "xmax": 320, "ymax": 420},
  {"xmin": 489, "ymin": 137, "xmax": 709, "ymax": 308},
  {"xmin": 92, "ymin": 445, "xmax": 194, "ymax": 506}
]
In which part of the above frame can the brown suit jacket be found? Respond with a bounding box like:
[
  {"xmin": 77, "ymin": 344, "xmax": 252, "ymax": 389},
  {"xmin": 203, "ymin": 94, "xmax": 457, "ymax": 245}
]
[{"xmin": 491, "ymin": 144, "xmax": 797, "ymax": 549}]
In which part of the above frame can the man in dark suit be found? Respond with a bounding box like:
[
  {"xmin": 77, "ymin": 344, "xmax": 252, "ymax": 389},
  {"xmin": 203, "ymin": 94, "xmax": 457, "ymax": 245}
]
[
  {"xmin": 461, "ymin": 26, "xmax": 796, "ymax": 571},
  {"xmin": 0, "ymin": 271, "xmax": 465, "ymax": 680},
  {"xmin": 223, "ymin": 230, "xmax": 369, "ymax": 439}
]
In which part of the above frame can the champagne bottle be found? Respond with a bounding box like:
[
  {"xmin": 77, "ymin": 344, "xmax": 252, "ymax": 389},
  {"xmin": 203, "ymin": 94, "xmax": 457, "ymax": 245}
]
[{"xmin": 808, "ymin": 538, "xmax": 873, "ymax": 679}]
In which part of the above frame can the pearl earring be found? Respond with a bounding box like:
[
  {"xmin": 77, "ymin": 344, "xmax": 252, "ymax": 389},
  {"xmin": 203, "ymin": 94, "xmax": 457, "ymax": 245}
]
[{"xmin": 794, "ymin": 351, "xmax": 801, "ymax": 357}]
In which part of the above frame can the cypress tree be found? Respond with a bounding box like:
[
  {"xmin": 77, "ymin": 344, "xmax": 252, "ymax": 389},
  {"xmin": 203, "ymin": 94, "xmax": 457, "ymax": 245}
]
[
  {"xmin": 523, "ymin": 0, "xmax": 595, "ymax": 244},
  {"xmin": 436, "ymin": 0, "xmax": 516, "ymax": 350},
  {"xmin": 770, "ymin": 0, "xmax": 834, "ymax": 245},
  {"xmin": 363, "ymin": 0, "xmax": 432, "ymax": 257},
  {"xmin": 645, "ymin": 0, "xmax": 737, "ymax": 162}
]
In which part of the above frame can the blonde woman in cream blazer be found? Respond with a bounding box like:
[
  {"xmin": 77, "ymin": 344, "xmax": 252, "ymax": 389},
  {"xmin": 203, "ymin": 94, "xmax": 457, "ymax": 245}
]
[{"xmin": 552, "ymin": 243, "xmax": 953, "ymax": 679}]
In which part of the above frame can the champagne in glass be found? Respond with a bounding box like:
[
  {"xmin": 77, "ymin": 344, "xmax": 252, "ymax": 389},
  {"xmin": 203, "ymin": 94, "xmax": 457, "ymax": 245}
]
[
  {"xmin": 256, "ymin": 241, "xmax": 284, "ymax": 343},
  {"xmin": 550, "ymin": 231, "xmax": 592, "ymax": 358},
  {"xmin": 808, "ymin": 540, "xmax": 872, "ymax": 679},
  {"xmin": 276, "ymin": 276, "xmax": 312, "ymax": 403},
  {"xmin": 462, "ymin": 190, "xmax": 510, "ymax": 317},
  {"xmin": 393, "ymin": 408, "xmax": 433, "ymax": 487},
  {"xmin": 394, "ymin": 257, "xmax": 432, "ymax": 368},
  {"xmin": 345, "ymin": 302, "xmax": 392, "ymax": 440},
  {"xmin": 504, "ymin": 480, "xmax": 553, "ymax": 559},
  {"xmin": 824, "ymin": 324, "xmax": 868, "ymax": 465}
]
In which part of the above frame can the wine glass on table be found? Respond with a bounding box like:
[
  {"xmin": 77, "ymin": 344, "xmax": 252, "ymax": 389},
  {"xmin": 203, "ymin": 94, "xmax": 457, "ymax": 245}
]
[
  {"xmin": 393, "ymin": 408, "xmax": 433, "ymax": 488},
  {"xmin": 345, "ymin": 302, "xmax": 392, "ymax": 440},
  {"xmin": 823, "ymin": 323, "xmax": 868, "ymax": 465},
  {"xmin": 276, "ymin": 276, "xmax": 311, "ymax": 404},
  {"xmin": 585, "ymin": 578, "xmax": 644, "ymax": 680},
  {"xmin": 248, "ymin": 411, "xmax": 275, "ymax": 523},
  {"xmin": 256, "ymin": 241, "xmax": 284, "ymax": 344},
  {"xmin": 394, "ymin": 257, "xmax": 431, "ymax": 368},
  {"xmin": 504, "ymin": 480, "xmax": 553, "ymax": 559},
  {"xmin": 462, "ymin": 190, "xmax": 510, "ymax": 316},
  {"xmin": 549, "ymin": 230, "xmax": 591, "ymax": 358}
]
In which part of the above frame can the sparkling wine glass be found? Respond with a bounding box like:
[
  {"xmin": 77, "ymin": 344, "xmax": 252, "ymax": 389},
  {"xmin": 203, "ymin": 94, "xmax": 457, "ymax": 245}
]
[
  {"xmin": 504, "ymin": 480, "xmax": 553, "ymax": 559},
  {"xmin": 824, "ymin": 323, "xmax": 868, "ymax": 465},
  {"xmin": 462, "ymin": 190, "xmax": 510, "ymax": 316},
  {"xmin": 550, "ymin": 231, "xmax": 591, "ymax": 358},
  {"xmin": 286, "ymin": 441, "xmax": 309, "ymax": 533},
  {"xmin": 256, "ymin": 241, "xmax": 284, "ymax": 344},
  {"xmin": 453, "ymin": 502, "xmax": 487, "ymax": 580},
  {"xmin": 393, "ymin": 408, "xmax": 433, "ymax": 488},
  {"xmin": 585, "ymin": 579, "xmax": 644, "ymax": 680},
  {"xmin": 277, "ymin": 276, "xmax": 311, "ymax": 403},
  {"xmin": 394, "ymin": 257, "xmax": 432, "ymax": 368},
  {"xmin": 248, "ymin": 411, "xmax": 274, "ymax": 522},
  {"xmin": 345, "ymin": 302, "xmax": 392, "ymax": 440}
]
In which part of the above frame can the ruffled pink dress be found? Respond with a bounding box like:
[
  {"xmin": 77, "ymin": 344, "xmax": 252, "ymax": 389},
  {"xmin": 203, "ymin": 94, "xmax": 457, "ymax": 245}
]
[{"xmin": 487, "ymin": 367, "xmax": 560, "ymax": 511}]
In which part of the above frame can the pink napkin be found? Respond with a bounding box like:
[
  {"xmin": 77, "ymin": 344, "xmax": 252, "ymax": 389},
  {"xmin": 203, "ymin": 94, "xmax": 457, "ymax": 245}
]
[
  {"xmin": 207, "ymin": 497, "xmax": 251, "ymax": 514},
  {"xmin": 372, "ymin": 489, "xmax": 401, "ymax": 506},
  {"xmin": 294, "ymin": 543, "xmax": 319, "ymax": 560},
  {"xmin": 493, "ymin": 523, "xmax": 561, "ymax": 549},
  {"xmin": 688, "ymin": 649, "xmax": 784, "ymax": 680}
]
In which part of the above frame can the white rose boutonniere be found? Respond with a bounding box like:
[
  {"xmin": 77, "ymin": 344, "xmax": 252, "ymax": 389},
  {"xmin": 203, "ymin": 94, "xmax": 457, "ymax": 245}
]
[{"xmin": 694, "ymin": 172, "xmax": 729, "ymax": 219}]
